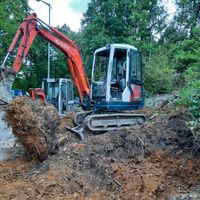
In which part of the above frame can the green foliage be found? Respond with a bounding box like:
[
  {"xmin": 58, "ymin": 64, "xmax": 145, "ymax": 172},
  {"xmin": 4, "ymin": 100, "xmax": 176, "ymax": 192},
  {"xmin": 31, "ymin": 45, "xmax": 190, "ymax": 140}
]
[
  {"xmin": 81, "ymin": 0, "xmax": 167, "ymax": 63},
  {"xmin": 176, "ymin": 64, "xmax": 200, "ymax": 119},
  {"xmin": 178, "ymin": 80, "xmax": 200, "ymax": 118},
  {"xmin": 168, "ymin": 0, "xmax": 200, "ymax": 117},
  {"xmin": 174, "ymin": 0, "xmax": 200, "ymax": 38},
  {"xmin": 0, "ymin": 0, "xmax": 29, "ymax": 63},
  {"xmin": 0, "ymin": 0, "xmax": 31, "ymax": 90},
  {"xmin": 184, "ymin": 65, "xmax": 200, "ymax": 84},
  {"xmin": 174, "ymin": 37, "xmax": 200, "ymax": 72},
  {"xmin": 144, "ymin": 48, "xmax": 175, "ymax": 95},
  {"xmin": 79, "ymin": 0, "xmax": 169, "ymax": 83}
]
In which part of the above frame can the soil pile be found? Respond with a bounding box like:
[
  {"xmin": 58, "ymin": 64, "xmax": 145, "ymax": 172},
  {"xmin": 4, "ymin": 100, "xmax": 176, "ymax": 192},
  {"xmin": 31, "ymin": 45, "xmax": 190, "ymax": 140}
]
[
  {"xmin": 1, "ymin": 99, "xmax": 200, "ymax": 199},
  {"xmin": 3, "ymin": 96, "xmax": 60, "ymax": 161}
]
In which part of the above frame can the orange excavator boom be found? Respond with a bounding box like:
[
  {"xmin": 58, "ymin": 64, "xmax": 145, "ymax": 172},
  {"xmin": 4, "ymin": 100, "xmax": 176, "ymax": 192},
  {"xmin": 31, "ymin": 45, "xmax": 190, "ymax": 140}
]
[{"xmin": 0, "ymin": 13, "xmax": 90, "ymax": 108}]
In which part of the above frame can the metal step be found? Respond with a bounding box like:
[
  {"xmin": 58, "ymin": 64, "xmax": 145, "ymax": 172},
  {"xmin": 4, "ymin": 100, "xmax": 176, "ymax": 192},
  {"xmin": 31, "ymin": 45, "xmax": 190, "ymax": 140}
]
[{"xmin": 85, "ymin": 113, "xmax": 147, "ymax": 132}]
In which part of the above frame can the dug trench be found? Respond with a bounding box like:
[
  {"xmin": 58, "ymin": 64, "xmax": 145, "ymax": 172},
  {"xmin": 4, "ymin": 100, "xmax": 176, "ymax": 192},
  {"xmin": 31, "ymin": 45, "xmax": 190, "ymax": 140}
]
[{"xmin": 0, "ymin": 96, "xmax": 200, "ymax": 200}]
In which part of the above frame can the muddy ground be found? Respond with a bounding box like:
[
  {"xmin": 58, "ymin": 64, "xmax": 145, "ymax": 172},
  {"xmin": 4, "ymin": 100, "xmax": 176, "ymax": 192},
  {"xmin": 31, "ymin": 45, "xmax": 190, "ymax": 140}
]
[{"xmin": 0, "ymin": 97, "xmax": 200, "ymax": 200}]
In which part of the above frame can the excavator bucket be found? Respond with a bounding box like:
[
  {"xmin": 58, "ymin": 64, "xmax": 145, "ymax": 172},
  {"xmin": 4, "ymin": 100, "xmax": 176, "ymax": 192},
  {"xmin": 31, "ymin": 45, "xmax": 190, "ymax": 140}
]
[{"xmin": 0, "ymin": 67, "xmax": 16, "ymax": 104}]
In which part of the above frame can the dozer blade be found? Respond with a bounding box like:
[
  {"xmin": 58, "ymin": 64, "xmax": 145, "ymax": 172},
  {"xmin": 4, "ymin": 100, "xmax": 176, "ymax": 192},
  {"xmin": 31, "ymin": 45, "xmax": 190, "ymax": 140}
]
[
  {"xmin": 65, "ymin": 124, "xmax": 85, "ymax": 140},
  {"xmin": 0, "ymin": 67, "xmax": 16, "ymax": 104}
]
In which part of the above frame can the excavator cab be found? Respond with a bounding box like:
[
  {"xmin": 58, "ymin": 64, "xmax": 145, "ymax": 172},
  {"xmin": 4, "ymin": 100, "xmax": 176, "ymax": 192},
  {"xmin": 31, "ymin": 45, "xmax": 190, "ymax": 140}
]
[{"xmin": 91, "ymin": 44, "xmax": 144, "ymax": 111}]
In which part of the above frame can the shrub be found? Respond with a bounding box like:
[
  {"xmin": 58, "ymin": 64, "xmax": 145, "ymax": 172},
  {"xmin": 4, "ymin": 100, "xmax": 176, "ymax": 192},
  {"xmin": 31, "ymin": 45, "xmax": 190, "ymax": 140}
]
[
  {"xmin": 184, "ymin": 65, "xmax": 200, "ymax": 84},
  {"xmin": 144, "ymin": 50, "xmax": 175, "ymax": 95},
  {"xmin": 178, "ymin": 80, "xmax": 200, "ymax": 119}
]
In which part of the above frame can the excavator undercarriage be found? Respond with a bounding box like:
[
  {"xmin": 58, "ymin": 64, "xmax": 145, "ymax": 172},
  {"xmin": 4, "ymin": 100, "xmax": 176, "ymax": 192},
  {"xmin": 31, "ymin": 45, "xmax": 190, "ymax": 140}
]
[{"xmin": 66, "ymin": 111, "xmax": 147, "ymax": 139}]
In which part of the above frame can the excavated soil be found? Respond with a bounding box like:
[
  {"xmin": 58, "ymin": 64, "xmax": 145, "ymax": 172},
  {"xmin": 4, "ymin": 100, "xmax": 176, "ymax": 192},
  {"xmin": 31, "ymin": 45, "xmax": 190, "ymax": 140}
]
[{"xmin": 1, "ymin": 97, "xmax": 200, "ymax": 200}]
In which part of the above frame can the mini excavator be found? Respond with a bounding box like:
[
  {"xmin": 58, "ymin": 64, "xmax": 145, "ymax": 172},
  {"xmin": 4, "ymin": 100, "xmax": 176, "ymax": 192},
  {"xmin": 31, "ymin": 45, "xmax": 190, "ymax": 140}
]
[{"xmin": 0, "ymin": 13, "xmax": 146, "ymax": 138}]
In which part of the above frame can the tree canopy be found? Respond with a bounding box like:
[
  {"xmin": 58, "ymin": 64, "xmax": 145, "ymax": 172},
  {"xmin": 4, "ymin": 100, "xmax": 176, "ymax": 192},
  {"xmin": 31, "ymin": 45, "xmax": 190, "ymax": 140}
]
[{"xmin": 0, "ymin": 0, "xmax": 29, "ymax": 62}]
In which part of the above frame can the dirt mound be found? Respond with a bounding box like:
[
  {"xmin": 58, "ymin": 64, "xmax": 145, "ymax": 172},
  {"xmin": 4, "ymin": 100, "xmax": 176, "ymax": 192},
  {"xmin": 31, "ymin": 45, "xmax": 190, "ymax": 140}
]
[
  {"xmin": 1, "ymin": 100, "xmax": 200, "ymax": 199},
  {"xmin": 3, "ymin": 96, "xmax": 60, "ymax": 161},
  {"xmin": 1, "ymin": 138, "xmax": 200, "ymax": 199}
]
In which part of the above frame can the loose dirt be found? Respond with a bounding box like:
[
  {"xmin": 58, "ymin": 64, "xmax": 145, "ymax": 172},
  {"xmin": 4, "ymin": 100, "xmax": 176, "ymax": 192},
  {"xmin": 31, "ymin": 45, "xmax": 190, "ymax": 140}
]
[{"xmin": 0, "ymin": 97, "xmax": 200, "ymax": 200}]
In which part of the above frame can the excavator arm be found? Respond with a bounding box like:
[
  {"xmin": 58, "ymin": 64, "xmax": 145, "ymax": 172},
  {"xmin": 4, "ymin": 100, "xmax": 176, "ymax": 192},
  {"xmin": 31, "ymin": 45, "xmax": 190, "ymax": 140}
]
[{"xmin": 0, "ymin": 13, "xmax": 90, "ymax": 108}]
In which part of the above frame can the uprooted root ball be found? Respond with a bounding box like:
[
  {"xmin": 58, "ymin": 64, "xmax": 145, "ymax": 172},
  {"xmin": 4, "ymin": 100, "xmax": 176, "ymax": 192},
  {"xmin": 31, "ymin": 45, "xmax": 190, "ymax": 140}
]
[{"xmin": 3, "ymin": 96, "xmax": 60, "ymax": 161}]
